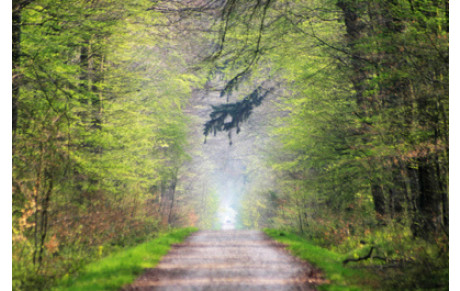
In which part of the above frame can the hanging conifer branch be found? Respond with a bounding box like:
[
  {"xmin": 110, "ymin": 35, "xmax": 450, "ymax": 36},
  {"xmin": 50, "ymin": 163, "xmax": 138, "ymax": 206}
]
[{"xmin": 204, "ymin": 86, "xmax": 273, "ymax": 143}]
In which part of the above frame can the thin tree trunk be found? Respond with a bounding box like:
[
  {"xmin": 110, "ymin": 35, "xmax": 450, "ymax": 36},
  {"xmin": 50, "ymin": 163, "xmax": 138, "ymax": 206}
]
[
  {"xmin": 298, "ymin": 205, "xmax": 304, "ymax": 234},
  {"xmin": 371, "ymin": 182, "xmax": 385, "ymax": 219},
  {"xmin": 38, "ymin": 174, "xmax": 53, "ymax": 267},
  {"xmin": 12, "ymin": 0, "xmax": 35, "ymax": 136},
  {"xmin": 12, "ymin": 7, "xmax": 21, "ymax": 135},
  {"xmin": 167, "ymin": 176, "xmax": 178, "ymax": 225}
]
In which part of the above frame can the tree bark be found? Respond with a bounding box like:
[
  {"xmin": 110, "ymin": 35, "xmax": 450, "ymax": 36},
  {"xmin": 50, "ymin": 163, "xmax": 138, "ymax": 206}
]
[
  {"xmin": 12, "ymin": 7, "xmax": 21, "ymax": 134},
  {"xmin": 416, "ymin": 157, "xmax": 440, "ymax": 236},
  {"xmin": 371, "ymin": 183, "xmax": 385, "ymax": 219},
  {"xmin": 12, "ymin": 0, "xmax": 35, "ymax": 135},
  {"xmin": 167, "ymin": 176, "xmax": 178, "ymax": 225}
]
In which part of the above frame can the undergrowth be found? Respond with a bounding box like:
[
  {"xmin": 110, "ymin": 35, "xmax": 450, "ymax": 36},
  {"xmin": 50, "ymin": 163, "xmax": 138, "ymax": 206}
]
[
  {"xmin": 265, "ymin": 226, "xmax": 448, "ymax": 290},
  {"xmin": 52, "ymin": 227, "xmax": 197, "ymax": 291},
  {"xmin": 264, "ymin": 229, "xmax": 376, "ymax": 291}
]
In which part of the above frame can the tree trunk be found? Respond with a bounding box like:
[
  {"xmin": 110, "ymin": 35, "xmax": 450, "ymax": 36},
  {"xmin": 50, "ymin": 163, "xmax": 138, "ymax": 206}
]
[
  {"xmin": 37, "ymin": 173, "xmax": 53, "ymax": 267},
  {"xmin": 336, "ymin": 0, "xmax": 367, "ymax": 107},
  {"xmin": 415, "ymin": 157, "xmax": 440, "ymax": 237},
  {"xmin": 388, "ymin": 166, "xmax": 404, "ymax": 220},
  {"xmin": 370, "ymin": 183, "xmax": 385, "ymax": 219},
  {"xmin": 12, "ymin": 7, "xmax": 21, "ymax": 135},
  {"xmin": 167, "ymin": 176, "xmax": 178, "ymax": 225},
  {"xmin": 12, "ymin": 0, "xmax": 35, "ymax": 135}
]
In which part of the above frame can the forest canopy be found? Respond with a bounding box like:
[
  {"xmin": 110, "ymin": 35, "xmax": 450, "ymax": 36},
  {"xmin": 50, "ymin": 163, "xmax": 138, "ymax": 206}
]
[{"xmin": 12, "ymin": 0, "xmax": 448, "ymax": 290}]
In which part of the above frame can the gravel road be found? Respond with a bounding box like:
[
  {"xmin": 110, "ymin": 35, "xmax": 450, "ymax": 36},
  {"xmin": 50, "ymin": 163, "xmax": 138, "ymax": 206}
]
[{"xmin": 123, "ymin": 230, "xmax": 323, "ymax": 291}]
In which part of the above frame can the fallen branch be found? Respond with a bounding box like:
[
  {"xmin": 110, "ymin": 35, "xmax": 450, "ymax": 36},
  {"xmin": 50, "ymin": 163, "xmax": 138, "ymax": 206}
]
[
  {"xmin": 343, "ymin": 246, "xmax": 374, "ymax": 265},
  {"xmin": 348, "ymin": 263, "xmax": 406, "ymax": 270}
]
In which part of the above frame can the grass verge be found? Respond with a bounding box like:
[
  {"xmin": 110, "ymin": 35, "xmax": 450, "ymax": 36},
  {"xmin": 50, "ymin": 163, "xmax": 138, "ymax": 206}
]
[
  {"xmin": 52, "ymin": 227, "xmax": 198, "ymax": 291},
  {"xmin": 264, "ymin": 229, "xmax": 379, "ymax": 291}
]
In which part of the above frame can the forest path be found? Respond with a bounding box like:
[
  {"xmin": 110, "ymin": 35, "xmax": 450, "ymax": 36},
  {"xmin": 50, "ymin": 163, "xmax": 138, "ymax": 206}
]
[{"xmin": 122, "ymin": 230, "xmax": 323, "ymax": 291}]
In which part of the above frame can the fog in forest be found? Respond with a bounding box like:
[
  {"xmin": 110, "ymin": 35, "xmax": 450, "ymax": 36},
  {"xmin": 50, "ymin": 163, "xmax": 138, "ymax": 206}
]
[{"xmin": 181, "ymin": 81, "xmax": 280, "ymax": 229}]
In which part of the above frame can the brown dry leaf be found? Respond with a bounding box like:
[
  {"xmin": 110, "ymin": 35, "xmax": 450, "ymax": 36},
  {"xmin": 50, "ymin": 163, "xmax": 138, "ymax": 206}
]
[{"xmin": 45, "ymin": 234, "xmax": 59, "ymax": 254}]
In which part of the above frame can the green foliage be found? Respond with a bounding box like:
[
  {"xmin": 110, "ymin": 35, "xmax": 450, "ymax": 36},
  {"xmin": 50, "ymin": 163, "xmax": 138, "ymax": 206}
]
[
  {"xmin": 13, "ymin": 0, "xmax": 201, "ymax": 290},
  {"xmin": 199, "ymin": 189, "xmax": 220, "ymax": 229},
  {"xmin": 240, "ymin": 189, "xmax": 277, "ymax": 229},
  {"xmin": 264, "ymin": 229, "xmax": 377, "ymax": 291},
  {"xmin": 12, "ymin": 0, "xmax": 449, "ymax": 289},
  {"xmin": 336, "ymin": 225, "xmax": 449, "ymax": 290},
  {"xmin": 223, "ymin": 0, "xmax": 449, "ymax": 289},
  {"xmin": 52, "ymin": 228, "xmax": 197, "ymax": 291}
]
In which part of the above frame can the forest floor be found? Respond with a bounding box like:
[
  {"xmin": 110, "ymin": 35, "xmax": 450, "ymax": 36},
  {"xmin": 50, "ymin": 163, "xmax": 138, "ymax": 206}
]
[{"xmin": 122, "ymin": 230, "xmax": 326, "ymax": 291}]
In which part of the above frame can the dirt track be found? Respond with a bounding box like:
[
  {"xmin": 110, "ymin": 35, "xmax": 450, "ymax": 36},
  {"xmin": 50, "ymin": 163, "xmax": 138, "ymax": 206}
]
[{"xmin": 123, "ymin": 230, "xmax": 323, "ymax": 291}]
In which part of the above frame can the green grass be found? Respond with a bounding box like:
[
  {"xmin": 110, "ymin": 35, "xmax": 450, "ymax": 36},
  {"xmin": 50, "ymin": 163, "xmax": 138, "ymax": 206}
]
[
  {"xmin": 52, "ymin": 227, "xmax": 198, "ymax": 291},
  {"xmin": 264, "ymin": 229, "xmax": 379, "ymax": 291}
]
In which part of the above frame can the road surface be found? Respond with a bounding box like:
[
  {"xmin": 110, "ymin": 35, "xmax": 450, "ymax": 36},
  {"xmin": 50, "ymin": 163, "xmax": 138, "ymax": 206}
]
[{"xmin": 123, "ymin": 230, "xmax": 323, "ymax": 290}]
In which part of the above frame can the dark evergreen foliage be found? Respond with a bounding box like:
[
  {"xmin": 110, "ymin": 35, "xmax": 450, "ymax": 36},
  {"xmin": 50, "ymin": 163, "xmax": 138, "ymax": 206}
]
[{"xmin": 204, "ymin": 86, "xmax": 272, "ymax": 140}]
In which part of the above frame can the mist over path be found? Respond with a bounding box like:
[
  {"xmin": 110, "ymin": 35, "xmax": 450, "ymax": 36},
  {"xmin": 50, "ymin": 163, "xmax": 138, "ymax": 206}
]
[{"xmin": 123, "ymin": 230, "xmax": 322, "ymax": 290}]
